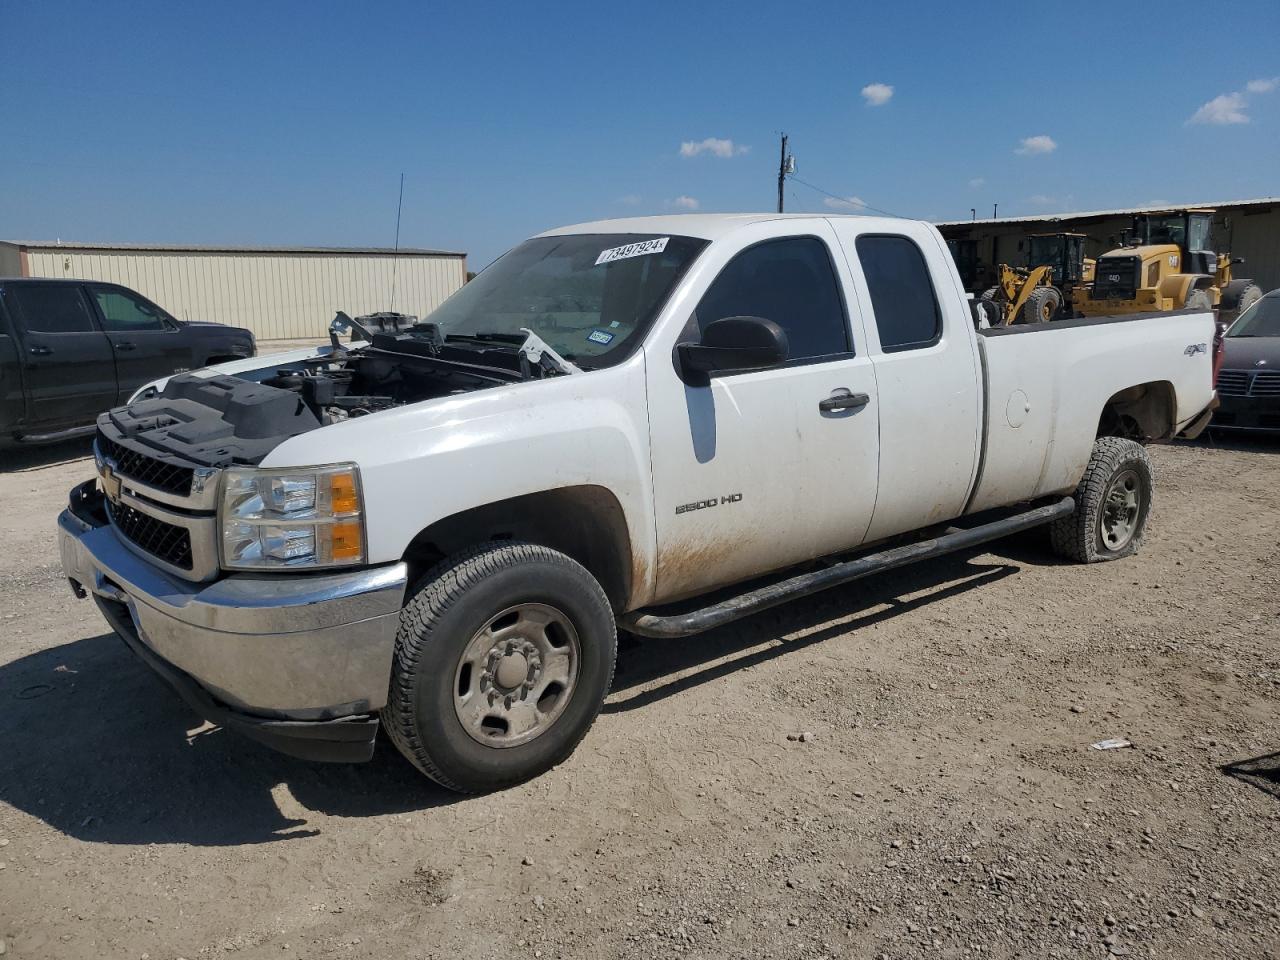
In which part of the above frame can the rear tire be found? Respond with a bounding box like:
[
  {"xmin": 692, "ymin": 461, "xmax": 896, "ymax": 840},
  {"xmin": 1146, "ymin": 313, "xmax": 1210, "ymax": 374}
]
[
  {"xmin": 1233, "ymin": 283, "xmax": 1263, "ymax": 317},
  {"xmin": 1050, "ymin": 437, "xmax": 1153, "ymax": 563},
  {"xmin": 1020, "ymin": 286, "xmax": 1061, "ymax": 323},
  {"xmin": 386, "ymin": 542, "xmax": 617, "ymax": 793}
]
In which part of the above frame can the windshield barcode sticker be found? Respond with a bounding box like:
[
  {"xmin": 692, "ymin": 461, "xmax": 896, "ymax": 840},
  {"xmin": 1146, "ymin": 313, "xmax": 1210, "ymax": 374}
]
[{"xmin": 595, "ymin": 237, "xmax": 669, "ymax": 266}]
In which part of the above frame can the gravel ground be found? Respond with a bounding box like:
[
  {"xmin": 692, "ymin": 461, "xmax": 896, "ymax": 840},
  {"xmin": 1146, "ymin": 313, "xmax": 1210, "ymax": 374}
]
[{"xmin": 0, "ymin": 436, "xmax": 1277, "ymax": 960}]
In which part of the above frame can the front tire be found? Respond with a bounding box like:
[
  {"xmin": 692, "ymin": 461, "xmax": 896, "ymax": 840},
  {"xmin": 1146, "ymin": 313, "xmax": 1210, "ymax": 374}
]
[
  {"xmin": 1184, "ymin": 288, "xmax": 1213, "ymax": 311},
  {"xmin": 1050, "ymin": 437, "xmax": 1153, "ymax": 563},
  {"xmin": 386, "ymin": 542, "xmax": 617, "ymax": 793},
  {"xmin": 1020, "ymin": 286, "xmax": 1061, "ymax": 323}
]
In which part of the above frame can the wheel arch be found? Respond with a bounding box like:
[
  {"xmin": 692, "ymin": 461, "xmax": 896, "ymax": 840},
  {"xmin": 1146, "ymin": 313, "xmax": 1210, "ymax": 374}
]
[
  {"xmin": 400, "ymin": 485, "xmax": 636, "ymax": 612},
  {"xmin": 1096, "ymin": 380, "xmax": 1177, "ymax": 442}
]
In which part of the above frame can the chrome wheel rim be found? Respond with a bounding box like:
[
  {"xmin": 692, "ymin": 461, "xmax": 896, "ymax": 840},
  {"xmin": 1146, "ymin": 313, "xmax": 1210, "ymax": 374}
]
[
  {"xmin": 453, "ymin": 603, "xmax": 580, "ymax": 748},
  {"xmin": 1100, "ymin": 468, "xmax": 1141, "ymax": 550}
]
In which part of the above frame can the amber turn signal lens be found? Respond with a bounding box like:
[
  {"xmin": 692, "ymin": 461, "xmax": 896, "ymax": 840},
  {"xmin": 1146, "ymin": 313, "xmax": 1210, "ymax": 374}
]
[
  {"xmin": 330, "ymin": 472, "xmax": 360, "ymax": 515},
  {"xmin": 330, "ymin": 520, "xmax": 364, "ymax": 561}
]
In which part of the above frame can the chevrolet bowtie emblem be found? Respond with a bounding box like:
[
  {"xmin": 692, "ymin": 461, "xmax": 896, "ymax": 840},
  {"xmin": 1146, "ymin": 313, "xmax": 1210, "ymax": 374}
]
[{"xmin": 99, "ymin": 462, "xmax": 122, "ymax": 503}]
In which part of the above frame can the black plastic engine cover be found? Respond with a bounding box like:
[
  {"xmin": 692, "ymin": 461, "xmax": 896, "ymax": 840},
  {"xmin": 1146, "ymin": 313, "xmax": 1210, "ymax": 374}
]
[{"xmin": 98, "ymin": 374, "xmax": 321, "ymax": 468}]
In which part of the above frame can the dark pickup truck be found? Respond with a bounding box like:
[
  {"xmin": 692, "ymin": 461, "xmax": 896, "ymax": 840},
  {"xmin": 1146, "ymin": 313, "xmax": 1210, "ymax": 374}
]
[{"xmin": 0, "ymin": 278, "xmax": 255, "ymax": 443}]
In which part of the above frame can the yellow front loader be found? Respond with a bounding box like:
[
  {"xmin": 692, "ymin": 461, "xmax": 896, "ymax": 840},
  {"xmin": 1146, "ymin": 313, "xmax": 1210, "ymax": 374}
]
[
  {"xmin": 1074, "ymin": 209, "xmax": 1262, "ymax": 322},
  {"xmin": 980, "ymin": 264, "xmax": 1060, "ymax": 325}
]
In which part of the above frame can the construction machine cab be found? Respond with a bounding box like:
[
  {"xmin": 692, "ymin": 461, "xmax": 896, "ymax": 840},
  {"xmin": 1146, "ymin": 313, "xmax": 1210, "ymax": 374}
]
[
  {"xmin": 1027, "ymin": 233, "xmax": 1090, "ymax": 288},
  {"xmin": 1129, "ymin": 210, "xmax": 1216, "ymax": 274}
]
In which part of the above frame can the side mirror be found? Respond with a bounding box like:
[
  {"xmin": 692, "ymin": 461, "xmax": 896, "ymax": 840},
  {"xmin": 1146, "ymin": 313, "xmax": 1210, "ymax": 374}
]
[
  {"xmin": 676, "ymin": 316, "xmax": 789, "ymax": 385},
  {"xmin": 1232, "ymin": 257, "xmax": 1245, "ymax": 265}
]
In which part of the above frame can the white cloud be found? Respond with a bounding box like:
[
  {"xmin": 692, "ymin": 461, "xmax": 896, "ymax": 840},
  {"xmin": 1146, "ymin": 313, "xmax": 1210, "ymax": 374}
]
[
  {"xmin": 968, "ymin": 177, "xmax": 986, "ymax": 189},
  {"xmin": 861, "ymin": 83, "xmax": 894, "ymax": 107},
  {"xmin": 823, "ymin": 195, "xmax": 867, "ymax": 211},
  {"xmin": 1028, "ymin": 194, "xmax": 1057, "ymax": 205},
  {"xmin": 679, "ymin": 138, "xmax": 749, "ymax": 158},
  {"xmin": 616, "ymin": 194, "xmax": 642, "ymax": 206},
  {"xmin": 1189, "ymin": 91, "xmax": 1249, "ymax": 125},
  {"xmin": 1188, "ymin": 77, "xmax": 1280, "ymax": 125},
  {"xmin": 1015, "ymin": 135, "xmax": 1057, "ymax": 156},
  {"xmin": 669, "ymin": 195, "xmax": 699, "ymax": 210}
]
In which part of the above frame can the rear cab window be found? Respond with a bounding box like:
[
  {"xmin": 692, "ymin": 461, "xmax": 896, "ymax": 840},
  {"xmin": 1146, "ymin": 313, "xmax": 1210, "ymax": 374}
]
[
  {"xmin": 855, "ymin": 235, "xmax": 942, "ymax": 352},
  {"xmin": 5, "ymin": 284, "xmax": 98, "ymax": 334}
]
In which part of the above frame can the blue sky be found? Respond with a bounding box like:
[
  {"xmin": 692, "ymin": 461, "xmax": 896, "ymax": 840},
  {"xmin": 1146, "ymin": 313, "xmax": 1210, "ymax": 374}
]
[{"xmin": 4, "ymin": 0, "xmax": 1278, "ymax": 268}]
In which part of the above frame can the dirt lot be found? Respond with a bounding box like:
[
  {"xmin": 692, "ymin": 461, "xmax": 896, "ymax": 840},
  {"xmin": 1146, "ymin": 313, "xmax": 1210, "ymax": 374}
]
[{"xmin": 1, "ymin": 437, "xmax": 1277, "ymax": 960}]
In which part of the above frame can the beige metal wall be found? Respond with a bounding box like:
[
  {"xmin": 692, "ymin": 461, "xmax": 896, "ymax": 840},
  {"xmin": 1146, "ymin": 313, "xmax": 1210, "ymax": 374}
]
[
  {"xmin": 20, "ymin": 248, "xmax": 467, "ymax": 340},
  {"xmin": 0, "ymin": 244, "xmax": 21, "ymax": 277}
]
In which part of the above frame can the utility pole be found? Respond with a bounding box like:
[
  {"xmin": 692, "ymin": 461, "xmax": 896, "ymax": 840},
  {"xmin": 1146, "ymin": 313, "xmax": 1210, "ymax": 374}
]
[
  {"xmin": 993, "ymin": 202, "xmax": 998, "ymax": 219},
  {"xmin": 777, "ymin": 134, "xmax": 788, "ymax": 213}
]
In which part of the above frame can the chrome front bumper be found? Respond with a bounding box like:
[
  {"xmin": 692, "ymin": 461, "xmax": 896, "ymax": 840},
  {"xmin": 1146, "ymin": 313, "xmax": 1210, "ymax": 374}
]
[{"xmin": 58, "ymin": 481, "xmax": 408, "ymax": 761}]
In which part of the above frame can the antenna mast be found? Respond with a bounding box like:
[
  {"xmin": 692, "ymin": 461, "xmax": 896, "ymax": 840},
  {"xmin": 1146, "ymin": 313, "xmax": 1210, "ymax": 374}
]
[{"xmin": 390, "ymin": 172, "xmax": 405, "ymax": 312}]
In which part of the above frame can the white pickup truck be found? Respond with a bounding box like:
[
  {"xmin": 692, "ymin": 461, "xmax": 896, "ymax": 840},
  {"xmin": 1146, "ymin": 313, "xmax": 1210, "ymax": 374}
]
[{"xmin": 58, "ymin": 214, "xmax": 1217, "ymax": 792}]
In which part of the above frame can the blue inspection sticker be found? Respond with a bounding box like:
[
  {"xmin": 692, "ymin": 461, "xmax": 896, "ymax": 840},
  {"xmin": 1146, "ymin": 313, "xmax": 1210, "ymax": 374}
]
[{"xmin": 587, "ymin": 329, "xmax": 615, "ymax": 345}]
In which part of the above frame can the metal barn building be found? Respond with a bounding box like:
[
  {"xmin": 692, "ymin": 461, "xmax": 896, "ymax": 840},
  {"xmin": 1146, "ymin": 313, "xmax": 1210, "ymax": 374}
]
[
  {"xmin": 937, "ymin": 197, "xmax": 1280, "ymax": 296},
  {"xmin": 0, "ymin": 241, "xmax": 468, "ymax": 341}
]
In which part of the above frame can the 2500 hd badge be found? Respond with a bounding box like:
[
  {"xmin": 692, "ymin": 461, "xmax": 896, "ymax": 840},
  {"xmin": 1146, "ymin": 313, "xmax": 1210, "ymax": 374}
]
[{"xmin": 675, "ymin": 493, "xmax": 743, "ymax": 515}]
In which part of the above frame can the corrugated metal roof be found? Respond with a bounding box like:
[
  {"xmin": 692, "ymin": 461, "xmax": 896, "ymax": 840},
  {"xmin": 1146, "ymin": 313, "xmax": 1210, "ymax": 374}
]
[
  {"xmin": 0, "ymin": 239, "xmax": 466, "ymax": 257},
  {"xmin": 936, "ymin": 197, "xmax": 1280, "ymax": 228}
]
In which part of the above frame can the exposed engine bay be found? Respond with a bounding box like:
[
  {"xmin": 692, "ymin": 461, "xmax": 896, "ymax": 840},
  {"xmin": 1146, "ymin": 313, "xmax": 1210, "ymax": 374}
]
[{"xmin": 101, "ymin": 314, "xmax": 574, "ymax": 469}]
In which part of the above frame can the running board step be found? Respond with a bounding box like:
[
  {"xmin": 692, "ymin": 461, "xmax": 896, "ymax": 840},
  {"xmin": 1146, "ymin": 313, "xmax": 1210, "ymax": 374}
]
[
  {"xmin": 17, "ymin": 424, "xmax": 96, "ymax": 444},
  {"xmin": 620, "ymin": 496, "xmax": 1076, "ymax": 638}
]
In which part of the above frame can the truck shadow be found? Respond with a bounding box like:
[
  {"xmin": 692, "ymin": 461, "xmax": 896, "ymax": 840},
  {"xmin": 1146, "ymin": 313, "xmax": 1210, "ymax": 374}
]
[
  {"xmin": 1182, "ymin": 432, "xmax": 1280, "ymax": 455},
  {"xmin": 0, "ymin": 436, "xmax": 94, "ymax": 472},
  {"xmin": 606, "ymin": 546, "xmax": 1026, "ymax": 713},
  {"xmin": 0, "ymin": 537, "xmax": 1042, "ymax": 848},
  {"xmin": 0, "ymin": 631, "xmax": 460, "ymax": 847}
]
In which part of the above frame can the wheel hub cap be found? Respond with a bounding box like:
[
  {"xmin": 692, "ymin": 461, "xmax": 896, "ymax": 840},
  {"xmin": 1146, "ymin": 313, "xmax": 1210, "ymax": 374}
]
[
  {"xmin": 494, "ymin": 649, "xmax": 531, "ymax": 690},
  {"xmin": 1100, "ymin": 468, "xmax": 1141, "ymax": 549},
  {"xmin": 453, "ymin": 602, "xmax": 581, "ymax": 749}
]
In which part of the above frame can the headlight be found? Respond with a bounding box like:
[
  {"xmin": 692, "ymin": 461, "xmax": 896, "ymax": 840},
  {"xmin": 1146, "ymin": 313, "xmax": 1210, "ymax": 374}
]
[{"xmin": 220, "ymin": 463, "xmax": 365, "ymax": 570}]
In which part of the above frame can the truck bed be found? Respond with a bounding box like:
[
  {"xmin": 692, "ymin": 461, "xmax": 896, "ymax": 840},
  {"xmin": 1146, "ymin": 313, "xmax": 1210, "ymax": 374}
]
[{"xmin": 967, "ymin": 309, "xmax": 1216, "ymax": 514}]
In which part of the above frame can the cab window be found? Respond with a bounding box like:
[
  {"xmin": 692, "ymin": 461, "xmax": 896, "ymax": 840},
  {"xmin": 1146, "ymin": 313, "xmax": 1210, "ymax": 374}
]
[
  {"xmin": 695, "ymin": 237, "xmax": 850, "ymax": 361},
  {"xmin": 6, "ymin": 284, "xmax": 97, "ymax": 334},
  {"xmin": 92, "ymin": 286, "xmax": 171, "ymax": 332},
  {"xmin": 855, "ymin": 235, "xmax": 942, "ymax": 352}
]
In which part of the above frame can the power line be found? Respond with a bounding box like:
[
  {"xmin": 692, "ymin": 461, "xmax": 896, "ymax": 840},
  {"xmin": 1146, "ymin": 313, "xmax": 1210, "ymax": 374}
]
[{"xmin": 786, "ymin": 174, "xmax": 904, "ymax": 219}]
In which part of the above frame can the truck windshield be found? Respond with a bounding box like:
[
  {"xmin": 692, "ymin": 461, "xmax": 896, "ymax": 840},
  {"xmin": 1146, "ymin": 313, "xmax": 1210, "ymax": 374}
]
[
  {"xmin": 1227, "ymin": 297, "xmax": 1280, "ymax": 338},
  {"xmin": 424, "ymin": 233, "xmax": 707, "ymax": 368}
]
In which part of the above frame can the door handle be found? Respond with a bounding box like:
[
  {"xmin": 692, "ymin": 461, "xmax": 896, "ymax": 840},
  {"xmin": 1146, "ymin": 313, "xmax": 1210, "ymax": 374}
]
[
  {"xmin": 28, "ymin": 345, "xmax": 52, "ymax": 356},
  {"xmin": 114, "ymin": 341, "xmax": 137, "ymax": 352},
  {"xmin": 818, "ymin": 391, "xmax": 870, "ymax": 412}
]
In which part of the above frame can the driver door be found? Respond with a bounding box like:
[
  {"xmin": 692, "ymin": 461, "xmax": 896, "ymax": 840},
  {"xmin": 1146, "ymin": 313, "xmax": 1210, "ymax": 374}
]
[{"xmin": 644, "ymin": 222, "xmax": 880, "ymax": 603}]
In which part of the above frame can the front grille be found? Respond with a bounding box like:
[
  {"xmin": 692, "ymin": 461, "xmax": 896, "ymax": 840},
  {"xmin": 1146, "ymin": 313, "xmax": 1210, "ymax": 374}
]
[
  {"xmin": 96, "ymin": 430, "xmax": 194, "ymax": 497},
  {"xmin": 1252, "ymin": 371, "xmax": 1280, "ymax": 396},
  {"xmin": 1217, "ymin": 370, "xmax": 1250, "ymax": 396},
  {"xmin": 1218, "ymin": 369, "xmax": 1280, "ymax": 397},
  {"xmin": 1091, "ymin": 258, "xmax": 1139, "ymax": 301},
  {"xmin": 107, "ymin": 501, "xmax": 194, "ymax": 571}
]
